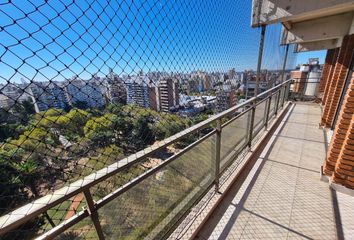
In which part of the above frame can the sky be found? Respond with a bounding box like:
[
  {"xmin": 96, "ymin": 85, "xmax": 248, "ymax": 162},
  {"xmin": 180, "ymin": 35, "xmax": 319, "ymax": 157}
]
[
  {"xmin": 0, "ymin": 0, "xmax": 322, "ymax": 84},
  {"xmin": 296, "ymin": 50, "xmax": 326, "ymax": 65}
]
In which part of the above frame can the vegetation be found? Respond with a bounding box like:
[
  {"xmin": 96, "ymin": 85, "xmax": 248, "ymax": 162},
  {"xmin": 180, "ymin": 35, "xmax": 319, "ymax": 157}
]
[{"xmin": 0, "ymin": 101, "xmax": 209, "ymax": 239}]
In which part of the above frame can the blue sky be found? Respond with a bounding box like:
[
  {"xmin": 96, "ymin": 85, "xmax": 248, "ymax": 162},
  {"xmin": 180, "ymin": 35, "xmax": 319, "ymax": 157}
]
[
  {"xmin": 296, "ymin": 50, "xmax": 326, "ymax": 65},
  {"xmin": 0, "ymin": 0, "xmax": 322, "ymax": 84}
]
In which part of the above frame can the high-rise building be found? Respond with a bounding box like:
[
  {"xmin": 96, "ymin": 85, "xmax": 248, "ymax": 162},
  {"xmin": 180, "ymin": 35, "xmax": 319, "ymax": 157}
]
[
  {"xmin": 105, "ymin": 78, "xmax": 127, "ymax": 105},
  {"xmin": 148, "ymin": 78, "xmax": 179, "ymax": 112},
  {"xmin": 215, "ymin": 82, "xmax": 237, "ymax": 113},
  {"xmin": 28, "ymin": 82, "xmax": 68, "ymax": 112},
  {"xmin": 305, "ymin": 58, "xmax": 321, "ymax": 96},
  {"xmin": 101, "ymin": 69, "xmax": 127, "ymax": 104},
  {"xmin": 0, "ymin": 94, "xmax": 13, "ymax": 109},
  {"xmin": 158, "ymin": 78, "xmax": 179, "ymax": 112},
  {"xmin": 228, "ymin": 68, "xmax": 236, "ymax": 79},
  {"xmin": 125, "ymin": 75, "xmax": 150, "ymax": 108},
  {"xmin": 148, "ymin": 84, "xmax": 159, "ymax": 111},
  {"xmin": 0, "ymin": 83, "xmax": 31, "ymax": 109},
  {"xmin": 243, "ymin": 70, "xmax": 269, "ymax": 99},
  {"xmin": 65, "ymin": 78, "xmax": 105, "ymax": 108}
]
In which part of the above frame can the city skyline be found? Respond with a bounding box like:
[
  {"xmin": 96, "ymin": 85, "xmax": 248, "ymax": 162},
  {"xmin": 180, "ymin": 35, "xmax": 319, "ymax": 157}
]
[
  {"xmin": 0, "ymin": 66, "xmax": 291, "ymax": 118},
  {"xmin": 0, "ymin": 0, "xmax": 303, "ymax": 85}
]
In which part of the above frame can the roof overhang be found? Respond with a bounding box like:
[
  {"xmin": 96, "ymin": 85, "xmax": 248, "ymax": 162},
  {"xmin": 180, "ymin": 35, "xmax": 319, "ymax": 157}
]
[
  {"xmin": 252, "ymin": 0, "xmax": 354, "ymax": 27},
  {"xmin": 280, "ymin": 12, "xmax": 354, "ymax": 44},
  {"xmin": 252, "ymin": 0, "xmax": 354, "ymax": 51},
  {"xmin": 293, "ymin": 39, "xmax": 342, "ymax": 53}
]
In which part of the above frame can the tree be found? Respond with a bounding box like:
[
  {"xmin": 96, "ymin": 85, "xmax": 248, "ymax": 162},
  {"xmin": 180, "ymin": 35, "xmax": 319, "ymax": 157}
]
[
  {"xmin": 106, "ymin": 103, "xmax": 124, "ymax": 115},
  {"xmin": 0, "ymin": 145, "xmax": 43, "ymax": 213},
  {"xmin": 10, "ymin": 127, "xmax": 50, "ymax": 152},
  {"xmin": 35, "ymin": 108, "xmax": 64, "ymax": 131},
  {"xmin": 11, "ymin": 101, "xmax": 34, "ymax": 124},
  {"xmin": 130, "ymin": 115, "xmax": 155, "ymax": 149},
  {"xmin": 0, "ymin": 152, "xmax": 26, "ymax": 214},
  {"xmin": 12, "ymin": 159, "xmax": 40, "ymax": 197},
  {"xmin": 21, "ymin": 99, "xmax": 36, "ymax": 115},
  {"xmin": 72, "ymin": 100, "xmax": 88, "ymax": 110},
  {"xmin": 84, "ymin": 114, "xmax": 117, "ymax": 147},
  {"xmin": 66, "ymin": 109, "xmax": 90, "ymax": 128},
  {"xmin": 0, "ymin": 101, "xmax": 35, "ymax": 142},
  {"xmin": 153, "ymin": 114, "xmax": 189, "ymax": 140},
  {"xmin": 0, "ymin": 121, "xmax": 24, "ymax": 142}
]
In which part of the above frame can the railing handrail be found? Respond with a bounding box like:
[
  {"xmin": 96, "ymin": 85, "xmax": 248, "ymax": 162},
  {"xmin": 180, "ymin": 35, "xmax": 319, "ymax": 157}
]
[{"xmin": 0, "ymin": 79, "xmax": 292, "ymax": 236}]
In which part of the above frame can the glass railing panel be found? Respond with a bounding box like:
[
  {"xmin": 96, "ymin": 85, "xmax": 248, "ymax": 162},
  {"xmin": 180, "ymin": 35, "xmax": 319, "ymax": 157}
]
[
  {"xmin": 269, "ymin": 92, "xmax": 278, "ymax": 118},
  {"xmin": 97, "ymin": 133, "xmax": 216, "ymax": 239},
  {"xmin": 55, "ymin": 217, "xmax": 98, "ymax": 240},
  {"xmin": 279, "ymin": 86, "xmax": 285, "ymax": 108},
  {"xmin": 253, "ymin": 100, "xmax": 267, "ymax": 136},
  {"xmin": 0, "ymin": 195, "xmax": 87, "ymax": 240},
  {"xmin": 220, "ymin": 111, "xmax": 250, "ymax": 171}
]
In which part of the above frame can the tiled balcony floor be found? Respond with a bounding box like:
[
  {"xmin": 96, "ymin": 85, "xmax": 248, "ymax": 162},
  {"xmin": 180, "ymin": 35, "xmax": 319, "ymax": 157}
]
[{"xmin": 195, "ymin": 102, "xmax": 354, "ymax": 240}]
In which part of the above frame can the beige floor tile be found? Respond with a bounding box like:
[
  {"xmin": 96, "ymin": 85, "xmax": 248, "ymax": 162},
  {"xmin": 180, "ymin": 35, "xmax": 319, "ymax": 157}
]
[{"xmin": 193, "ymin": 103, "xmax": 353, "ymax": 240}]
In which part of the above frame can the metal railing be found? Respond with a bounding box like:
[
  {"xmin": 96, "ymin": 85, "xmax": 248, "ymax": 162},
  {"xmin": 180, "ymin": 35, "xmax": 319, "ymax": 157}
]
[
  {"xmin": 0, "ymin": 80, "xmax": 292, "ymax": 240},
  {"xmin": 289, "ymin": 78, "xmax": 321, "ymax": 101}
]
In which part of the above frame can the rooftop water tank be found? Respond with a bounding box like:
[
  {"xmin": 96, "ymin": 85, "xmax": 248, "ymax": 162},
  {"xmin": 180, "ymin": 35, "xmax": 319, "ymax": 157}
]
[{"xmin": 304, "ymin": 71, "xmax": 321, "ymax": 96}]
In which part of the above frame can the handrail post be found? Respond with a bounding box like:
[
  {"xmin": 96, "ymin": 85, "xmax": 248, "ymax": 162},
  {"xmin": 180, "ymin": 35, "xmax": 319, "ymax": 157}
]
[
  {"xmin": 265, "ymin": 95, "xmax": 272, "ymax": 129},
  {"xmin": 84, "ymin": 189, "xmax": 105, "ymax": 240},
  {"xmin": 214, "ymin": 119, "xmax": 221, "ymax": 192},
  {"xmin": 248, "ymin": 103, "xmax": 256, "ymax": 148},
  {"xmin": 215, "ymin": 118, "xmax": 221, "ymax": 192},
  {"xmin": 44, "ymin": 212, "xmax": 56, "ymax": 228}
]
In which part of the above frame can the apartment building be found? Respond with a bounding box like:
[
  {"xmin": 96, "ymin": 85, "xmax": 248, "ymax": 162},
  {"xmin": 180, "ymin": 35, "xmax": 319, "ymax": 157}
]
[
  {"xmin": 148, "ymin": 78, "xmax": 179, "ymax": 112},
  {"xmin": 65, "ymin": 78, "xmax": 105, "ymax": 108},
  {"xmin": 216, "ymin": 82, "xmax": 237, "ymax": 113},
  {"xmin": 28, "ymin": 82, "xmax": 68, "ymax": 112},
  {"xmin": 125, "ymin": 75, "xmax": 150, "ymax": 108},
  {"xmin": 0, "ymin": 82, "xmax": 33, "ymax": 109}
]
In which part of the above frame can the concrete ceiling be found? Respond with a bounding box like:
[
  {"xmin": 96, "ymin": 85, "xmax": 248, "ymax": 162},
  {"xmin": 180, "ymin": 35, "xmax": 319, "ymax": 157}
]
[{"xmin": 252, "ymin": 0, "xmax": 354, "ymax": 51}]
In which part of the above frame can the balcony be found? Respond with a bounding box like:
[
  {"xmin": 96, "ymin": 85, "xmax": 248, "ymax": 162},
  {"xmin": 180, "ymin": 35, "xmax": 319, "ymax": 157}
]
[
  {"xmin": 1, "ymin": 1, "xmax": 354, "ymax": 239},
  {"xmin": 0, "ymin": 82, "xmax": 286, "ymax": 238},
  {"xmin": 192, "ymin": 102, "xmax": 354, "ymax": 239},
  {"xmin": 1, "ymin": 81, "xmax": 353, "ymax": 239}
]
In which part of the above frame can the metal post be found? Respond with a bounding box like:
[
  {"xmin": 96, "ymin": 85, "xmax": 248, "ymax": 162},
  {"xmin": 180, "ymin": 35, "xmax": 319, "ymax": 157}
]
[
  {"xmin": 254, "ymin": 25, "xmax": 266, "ymax": 98},
  {"xmin": 214, "ymin": 119, "xmax": 221, "ymax": 192},
  {"xmin": 44, "ymin": 212, "xmax": 56, "ymax": 228},
  {"xmin": 265, "ymin": 96, "xmax": 272, "ymax": 129},
  {"xmin": 84, "ymin": 190, "xmax": 105, "ymax": 240},
  {"xmin": 281, "ymin": 44, "xmax": 289, "ymax": 83},
  {"xmin": 248, "ymin": 104, "xmax": 256, "ymax": 148},
  {"xmin": 275, "ymin": 44, "xmax": 289, "ymax": 115}
]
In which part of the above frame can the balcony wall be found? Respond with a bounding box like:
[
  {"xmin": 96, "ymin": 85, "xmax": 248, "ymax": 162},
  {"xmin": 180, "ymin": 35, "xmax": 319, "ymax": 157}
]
[
  {"xmin": 321, "ymin": 34, "xmax": 354, "ymax": 128},
  {"xmin": 324, "ymin": 72, "xmax": 354, "ymax": 189}
]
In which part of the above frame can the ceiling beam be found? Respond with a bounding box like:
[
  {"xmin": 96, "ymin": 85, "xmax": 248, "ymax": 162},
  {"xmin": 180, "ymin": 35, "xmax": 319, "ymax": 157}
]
[
  {"xmin": 280, "ymin": 12, "xmax": 354, "ymax": 45},
  {"xmin": 293, "ymin": 39, "xmax": 342, "ymax": 52}
]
